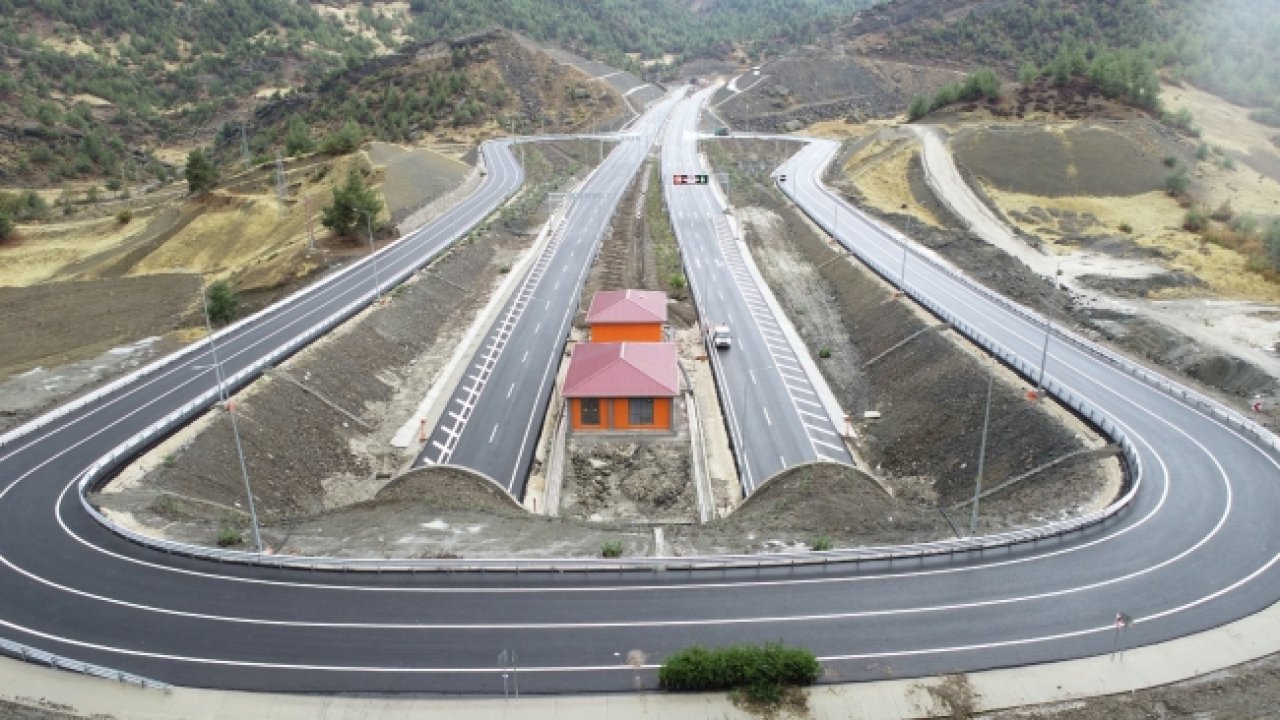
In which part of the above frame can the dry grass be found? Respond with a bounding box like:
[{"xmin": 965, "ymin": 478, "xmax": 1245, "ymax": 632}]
[
  {"xmin": 0, "ymin": 216, "xmax": 145, "ymax": 286},
  {"xmin": 988, "ymin": 188, "xmax": 1280, "ymax": 302},
  {"xmin": 841, "ymin": 136, "xmax": 944, "ymax": 227},
  {"xmin": 1162, "ymin": 83, "xmax": 1278, "ymax": 163}
]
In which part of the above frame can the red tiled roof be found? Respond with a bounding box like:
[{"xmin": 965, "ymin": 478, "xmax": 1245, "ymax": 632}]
[
  {"xmin": 585, "ymin": 289, "xmax": 667, "ymax": 325},
  {"xmin": 562, "ymin": 343, "xmax": 679, "ymax": 398}
]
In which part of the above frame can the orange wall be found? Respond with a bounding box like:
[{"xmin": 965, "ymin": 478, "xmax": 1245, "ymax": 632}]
[
  {"xmin": 571, "ymin": 397, "xmax": 671, "ymax": 431},
  {"xmin": 589, "ymin": 323, "xmax": 663, "ymax": 342}
]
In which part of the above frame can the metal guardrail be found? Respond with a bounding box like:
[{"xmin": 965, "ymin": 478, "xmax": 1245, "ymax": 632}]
[{"xmin": 0, "ymin": 635, "xmax": 170, "ymax": 690}]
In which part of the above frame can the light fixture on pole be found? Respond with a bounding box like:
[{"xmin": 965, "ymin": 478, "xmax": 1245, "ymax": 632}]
[
  {"xmin": 195, "ymin": 271, "xmax": 263, "ymax": 553},
  {"xmin": 970, "ymin": 356, "xmax": 995, "ymax": 537},
  {"xmin": 1036, "ymin": 267, "xmax": 1062, "ymax": 396},
  {"xmin": 362, "ymin": 210, "xmax": 383, "ymax": 303}
]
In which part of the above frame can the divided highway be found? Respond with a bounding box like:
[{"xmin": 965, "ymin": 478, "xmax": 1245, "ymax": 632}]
[
  {"xmin": 662, "ymin": 88, "xmax": 852, "ymax": 492},
  {"xmin": 0, "ymin": 91, "xmax": 1276, "ymax": 697},
  {"xmin": 417, "ymin": 94, "xmax": 678, "ymax": 495}
]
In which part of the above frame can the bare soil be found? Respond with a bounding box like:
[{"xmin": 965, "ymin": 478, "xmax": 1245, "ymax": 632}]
[
  {"xmin": 707, "ymin": 139, "xmax": 1115, "ymax": 531},
  {"xmin": 90, "ymin": 142, "xmax": 599, "ymax": 550}
]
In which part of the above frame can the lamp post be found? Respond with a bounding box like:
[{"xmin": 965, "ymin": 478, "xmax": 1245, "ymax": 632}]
[
  {"xmin": 969, "ymin": 357, "xmax": 995, "ymax": 537},
  {"xmin": 195, "ymin": 272, "xmax": 263, "ymax": 553},
  {"xmin": 361, "ymin": 210, "xmax": 383, "ymax": 303},
  {"xmin": 1036, "ymin": 267, "xmax": 1062, "ymax": 395}
]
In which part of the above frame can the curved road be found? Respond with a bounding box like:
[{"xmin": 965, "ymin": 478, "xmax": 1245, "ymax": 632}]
[{"xmin": 0, "ymin": 94, "xmax": 1276, "ymax": 695}]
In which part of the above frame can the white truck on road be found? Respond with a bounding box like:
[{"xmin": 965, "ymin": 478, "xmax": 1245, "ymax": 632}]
[{"xmin": 706, "ymin": 323, "xmax": 732, "ymax": 350}]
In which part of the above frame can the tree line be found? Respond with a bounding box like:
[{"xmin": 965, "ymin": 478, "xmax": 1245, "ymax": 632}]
[{"xmin": 893, "ymin": 0, "xmax": 1280, "ymax": 114}]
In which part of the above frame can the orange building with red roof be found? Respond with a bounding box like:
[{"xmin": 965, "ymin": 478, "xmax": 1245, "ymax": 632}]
[
  {"xmin": 585, "ymin": 289, "xmax": 667, "ymax": 343},
  {"xmin": 563, "ymin": 342, "xmax": 678, "ymax": 432}
]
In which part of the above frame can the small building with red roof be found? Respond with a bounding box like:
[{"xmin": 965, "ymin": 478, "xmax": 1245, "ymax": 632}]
[
  {"xmin": 563, "ymin": 342, "xmax": 679, "ymax": 431},
  {"xmin": 585, "ymin": 289, "xmax": 667, "ymax": 343}
]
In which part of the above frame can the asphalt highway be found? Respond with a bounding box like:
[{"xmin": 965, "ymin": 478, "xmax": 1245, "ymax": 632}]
[
  {"xmin": 416, "ymin": 94, "xmax": 679, "ymax": 496},
  {"xmin": 0, "ymin": 96, "xmax": 1277, "ymax": 696},
  {"xmin": 661, "ymin": 89, "xmax": 853, "ymax": 492}
]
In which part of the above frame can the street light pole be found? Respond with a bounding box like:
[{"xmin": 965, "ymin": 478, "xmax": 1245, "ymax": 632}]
[
  {"xmin": 196, "ymin": 273, "xmax": 263, "ymax": 553},
  {"xmin": 1036, "ymin": 268, "xmax": 1061, "ymax": 395},
  {"xmin": 363, "ymin": 210, "xmax": 383, "ymax": 302},
  {"xmin": 970, "ymin": 360, "xmax": 995, "ymax": 537}
]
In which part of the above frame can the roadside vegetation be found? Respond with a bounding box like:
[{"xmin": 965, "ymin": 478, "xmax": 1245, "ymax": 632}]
[
  {"xmin": 659, "ymin": 642, "xmax": 822, "ymax": 704},
  {"xmin": 644, "ymin": 164, "xmax": 687, "ymax": 299},
  {"xmin": 908, "ymin": 68, "xmax": 1002, "ymax": 121},
  {"xmin": 204, "ymin": 281, "xmax": 241, "ymax": 326},
  {"xmin": 321, "ymin": 170, "xmax": 384, "ymax": 239}
]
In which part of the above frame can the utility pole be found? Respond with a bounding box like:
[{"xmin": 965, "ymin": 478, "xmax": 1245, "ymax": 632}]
[
  {"xmin": 240, "ymin": 123, "xmax": 250, "ymax": 170},
  {"xmin": 274, "ymin": 152, "xmax": 286, "ymax": 204},
  {"xmin": 970, "ymin": 360, "xmax": 995, "ymax": 537},
  {"xmin": 196, "ymin": 272, "xmax": 263, "ymax": 552},
  {"xmin": 304, "ymin": 194, "xmax": 315, "ymax": 252}
]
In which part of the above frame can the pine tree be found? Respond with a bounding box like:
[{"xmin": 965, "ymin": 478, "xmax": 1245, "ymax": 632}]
[
  {"xmin": 184, "ymin": 148, "xmax": 218, "ymax": 195},
  {"xmin": 321, "ymin": 170, "xmax": 382, "ymax": 238}
]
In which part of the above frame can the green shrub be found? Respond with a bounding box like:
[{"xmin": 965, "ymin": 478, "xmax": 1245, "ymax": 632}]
[
  {"xmin": 601, "ymin": 541, "xmax": 623, "ymax": 558},
  {"xmin": 116, "ymin": 209, "xmax": 133, "ymax": 224},
  {"xmin": 1183, "ymin": 207, "xmax": 1206, "ymax": 232},
  {"xmin": 659, "ymin": 643, "xmax": 822, "ymax": 701},
  {"xmin": 811, "ymin": 534, "xmax": 834, "ymax": 551},
  {"xmin": 205, "ymin": 280, "xmax": 241, "ymax": 325},
  {"xmin": 0, "ymin": 210, "xmax": 13, "ymax": 241},
  {"xmin": 1118, "ymin": 221, "xmax": 1133, "ymax": 234},
  {"xmin": 1164, "ymin": 167, "xmax": 1190, "ymax": 196},
  {"xmin": 818, "ymin": 347, "xmax": 831, "ymax": 359},
  {"xmin": 216, "ymin": 524, "xmax": 242, "ymax": 547},
  {"xmin": 320, "ymin": 120, "xmax": 364, "ymax": 156}
]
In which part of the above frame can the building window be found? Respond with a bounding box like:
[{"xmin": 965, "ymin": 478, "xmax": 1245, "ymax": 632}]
[
  {"xmin": 580, "ymin": 398, "xmax": 601, "ymax": 425},
  {"xmin": 629, "ymin": 398, "xmax": 654, "ymax": 425}
]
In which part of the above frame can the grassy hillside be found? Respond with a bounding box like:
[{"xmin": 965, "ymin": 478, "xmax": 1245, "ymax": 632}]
[
  {"xmin": 403, "ymin": 0, "xmax": 880, "ymax": 75},
  {"xmin": 0, "ymin": 0, "xmax": 398, "ymax": 186},
  {"xmin": 0, "ymin": 0, "xmax": 888, "ymax": 189},
  {"xmin": 226, "ymin": 29, "xmax": 623, "ymax": 167}
]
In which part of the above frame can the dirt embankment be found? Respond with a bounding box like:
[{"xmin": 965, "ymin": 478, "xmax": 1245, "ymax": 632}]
[
  {"xmin": 707, "ymin": 139, "xmax": 1116, "ymax": 534},
  {"xmin": 91, "ymin": 142, "xmax": 597, "ymax": 549}
]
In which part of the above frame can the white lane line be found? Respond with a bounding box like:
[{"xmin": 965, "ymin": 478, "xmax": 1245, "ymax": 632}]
[
  {"xmin": 490, "ymin": 424, "xmax": 499, "ymax": 443},
  {"xmin": 811, "ymin": 437, "xmax": 845, "ymax": 452},
  {"xmin": 507, "ymin": 383, "xmax": 515, "ymax": 398},
  {"xmin": 762, "ymin": 407, "xmax": 772, "ymax": 426},
  {"xmin": 522, "ymin": 350, "xmax": 529, "ymax": 363}
]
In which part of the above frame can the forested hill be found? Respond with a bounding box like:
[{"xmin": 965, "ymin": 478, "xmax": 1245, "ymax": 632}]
[
  {"xmin": 0, "ymin": 0, "xmax": 880, "ymax": 187},
  {"xmin": 404, "ymin": 0, "xmax": 879, "ymax": 73},
  {"xmin": 860, "ymin": 0, "xmax": 1280, "ymax": 112}
]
